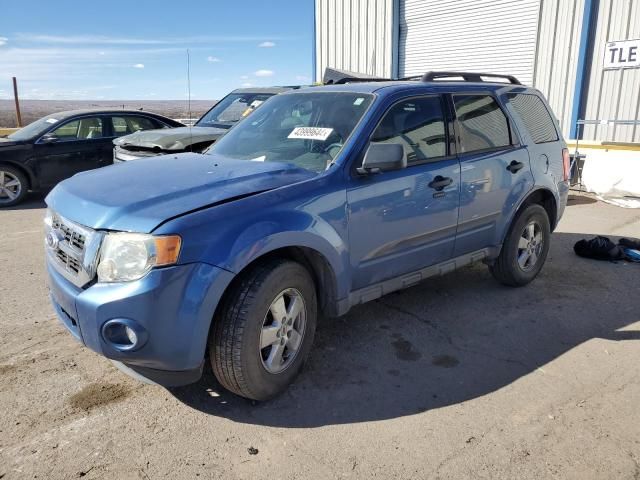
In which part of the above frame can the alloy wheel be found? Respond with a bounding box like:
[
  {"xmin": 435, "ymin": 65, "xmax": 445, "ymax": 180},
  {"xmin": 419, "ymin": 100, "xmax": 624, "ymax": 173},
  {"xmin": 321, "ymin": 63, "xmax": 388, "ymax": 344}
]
[
  {"xmin": 259, "ymin": 288, "xmax": 307, "ymax": 374},
  {"xmin": 517, "ymin": 221, "xmax": 544, "ymax": 271},
  {"xmin": 0, "ymin": 170, "xmax": 22, "ymax": 204}
]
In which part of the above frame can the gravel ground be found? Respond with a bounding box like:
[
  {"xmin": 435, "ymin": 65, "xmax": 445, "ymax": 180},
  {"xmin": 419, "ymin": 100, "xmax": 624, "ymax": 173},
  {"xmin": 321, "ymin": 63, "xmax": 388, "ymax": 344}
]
[{"xmin": 0, "ymin": 192, "xmax": 639, "ymax": 479}]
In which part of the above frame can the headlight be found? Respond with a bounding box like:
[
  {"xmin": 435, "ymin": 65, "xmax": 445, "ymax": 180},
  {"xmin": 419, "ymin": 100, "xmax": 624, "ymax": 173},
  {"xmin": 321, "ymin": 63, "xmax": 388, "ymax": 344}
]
[
  {"xmin": 96, "ymin": 232, "xmax": 181, "ymax": 283},
  {"xmin": 44, "ymin": 208, "xmax": 53, "ymax": 227}
]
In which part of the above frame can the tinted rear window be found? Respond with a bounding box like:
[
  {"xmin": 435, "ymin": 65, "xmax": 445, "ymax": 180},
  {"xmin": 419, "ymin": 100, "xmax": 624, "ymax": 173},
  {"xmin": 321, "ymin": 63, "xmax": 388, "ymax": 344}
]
[
  {"xmin": 453, "ymin": 95, "xmax": 511, "ymax": 153},
  {"xmin": 508, "ymin": 93, "xmax": 558, "ymax": 144}
]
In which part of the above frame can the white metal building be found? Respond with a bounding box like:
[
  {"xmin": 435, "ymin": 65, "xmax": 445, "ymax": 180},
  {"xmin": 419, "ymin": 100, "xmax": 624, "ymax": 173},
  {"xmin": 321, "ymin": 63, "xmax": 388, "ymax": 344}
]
[{"xmin": 314, "ymin": 0, "xmax": 640, "ymax": 143}]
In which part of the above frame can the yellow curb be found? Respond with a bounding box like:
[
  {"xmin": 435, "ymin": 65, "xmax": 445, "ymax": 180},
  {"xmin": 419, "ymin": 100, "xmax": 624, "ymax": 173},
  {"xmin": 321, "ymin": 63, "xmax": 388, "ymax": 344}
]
[{"xmin": 566, "ymin": 141, "xmax": 640, "ymax": 152}]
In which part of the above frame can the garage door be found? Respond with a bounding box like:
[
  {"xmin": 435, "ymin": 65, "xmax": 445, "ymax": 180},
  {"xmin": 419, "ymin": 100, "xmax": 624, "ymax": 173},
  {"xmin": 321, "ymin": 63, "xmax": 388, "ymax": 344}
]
[{"xmin": 399, "ymin": 0, "xmax": 541, "ymax": 85}]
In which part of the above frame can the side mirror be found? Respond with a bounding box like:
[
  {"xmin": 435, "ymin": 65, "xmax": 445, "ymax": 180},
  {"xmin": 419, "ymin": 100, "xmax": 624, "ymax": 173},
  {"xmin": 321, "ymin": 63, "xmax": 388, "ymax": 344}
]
[
  {"xmin": 40, "ymin": 133, "xmax": 58, "ymax": 144},
  {"xmin": 357, "ymin": 143, "xmax": 406, "ymax": 175}
]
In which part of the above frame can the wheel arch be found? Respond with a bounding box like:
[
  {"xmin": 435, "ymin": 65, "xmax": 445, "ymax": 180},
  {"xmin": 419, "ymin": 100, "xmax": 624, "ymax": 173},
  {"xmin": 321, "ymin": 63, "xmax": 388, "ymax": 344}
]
[
  {"xmin": 506, "ymin": 188, "xmax": 558, "ymax": 240},
  {"xmin": 219, "ymin": 245, "xmax": 343, "ymax": 319},
  {"xmin": 521, "ymin": 188, "xmax": 558, "ymax": 230}
]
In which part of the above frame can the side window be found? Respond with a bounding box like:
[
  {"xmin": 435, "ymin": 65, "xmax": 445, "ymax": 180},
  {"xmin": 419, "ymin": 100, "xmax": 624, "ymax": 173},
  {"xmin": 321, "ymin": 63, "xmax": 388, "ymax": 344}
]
[
  {"xmin": 507, "ymin": 93, "xmax": 558, "ymax": 144},
  {"xmin": 127, "ymin": 116, "xmax": 159, "ymax": 132},
  {"xmin": 111, "ymin": 117, "xmax": 129, "ymax": 137},
  {"xmin": 51, "ymin": 117, "xmax": 103, "ymax": 141},
  {"xmin": 111, "ymin": 116, "xmax": 160, "ymax": 137},
  {"xmin": 371, "ymin": 96, "xmax": 447, "ymax": 165},
  {"xmin": 453, "ymin": 95, "xmax": 511, "ymax": 153}
]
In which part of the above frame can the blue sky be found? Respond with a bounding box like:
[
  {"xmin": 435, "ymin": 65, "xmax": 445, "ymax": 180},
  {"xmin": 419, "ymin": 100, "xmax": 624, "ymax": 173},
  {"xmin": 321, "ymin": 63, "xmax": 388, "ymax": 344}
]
[{"xmin": 0, "ymin": 0, "xmax": 313, "ymax": 100}]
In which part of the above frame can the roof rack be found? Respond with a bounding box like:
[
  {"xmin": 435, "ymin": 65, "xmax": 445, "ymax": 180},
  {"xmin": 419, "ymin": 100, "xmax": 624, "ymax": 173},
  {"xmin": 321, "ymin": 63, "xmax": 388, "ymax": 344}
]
[{"xmin": 420, "ymin": 71, "xmax": 522, "ymax": 85}]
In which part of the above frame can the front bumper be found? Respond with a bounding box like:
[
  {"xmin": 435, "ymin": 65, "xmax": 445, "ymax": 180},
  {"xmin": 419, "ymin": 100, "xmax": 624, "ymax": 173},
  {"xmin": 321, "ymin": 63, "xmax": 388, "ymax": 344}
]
[{"xmin": 46, "ymin": 259, "xmax": 234, "ymax": 386}]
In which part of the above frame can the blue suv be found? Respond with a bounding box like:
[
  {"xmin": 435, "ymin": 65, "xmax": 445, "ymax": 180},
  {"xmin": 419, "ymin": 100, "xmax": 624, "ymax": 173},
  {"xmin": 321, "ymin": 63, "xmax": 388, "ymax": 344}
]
[{"xmin": 45, "ymin": 72, "xmax": 570, "ymax": 400}]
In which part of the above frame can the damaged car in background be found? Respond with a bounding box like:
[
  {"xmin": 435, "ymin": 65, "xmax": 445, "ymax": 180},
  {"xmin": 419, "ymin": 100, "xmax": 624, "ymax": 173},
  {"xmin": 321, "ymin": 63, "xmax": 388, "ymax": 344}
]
[{"xmin": 113, "ymin": 86, "xmax": 299, "ymax": 162}]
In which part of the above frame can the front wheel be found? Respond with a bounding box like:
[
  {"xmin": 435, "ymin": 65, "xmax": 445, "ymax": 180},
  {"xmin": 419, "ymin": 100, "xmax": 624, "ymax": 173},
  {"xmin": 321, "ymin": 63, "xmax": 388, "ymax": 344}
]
[
  {"xmin": 489, "ymin": 204, "xmax": 551, "ymax": 287},
  {"xmin": 0, "ymin": 166, "xmax": 28, "ymax": 207},
  {"xmin": 210, "ymin": 259, "xmax": 317, "ymax": 401}
]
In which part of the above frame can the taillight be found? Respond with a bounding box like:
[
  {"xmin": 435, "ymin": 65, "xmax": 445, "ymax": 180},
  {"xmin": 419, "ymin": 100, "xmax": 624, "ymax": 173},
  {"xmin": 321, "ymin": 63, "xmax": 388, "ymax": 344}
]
[{"xmin": 562, "ymin": 148, "xmax": 571, "ymax": 182}]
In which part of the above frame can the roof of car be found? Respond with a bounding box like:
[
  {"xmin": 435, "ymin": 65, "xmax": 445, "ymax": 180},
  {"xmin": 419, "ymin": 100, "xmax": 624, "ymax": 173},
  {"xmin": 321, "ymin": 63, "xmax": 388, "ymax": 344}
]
[
  {"xmin": 281, "ymin": 80, "xmax": 534, "ymax": 97},
  {"xmin": 41, "ymin": 109, "xmax": 174, "ymax": 120},
  {"xmin": 230, "ymin": 86, "xmax": 303, "ymax": 95}
]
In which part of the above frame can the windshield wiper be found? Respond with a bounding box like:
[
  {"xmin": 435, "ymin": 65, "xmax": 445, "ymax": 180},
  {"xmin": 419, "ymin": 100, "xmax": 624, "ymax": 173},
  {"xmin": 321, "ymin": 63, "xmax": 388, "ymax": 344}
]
[{"xmin": 197, "ymin": 122, "xmax": 234, "ymax": 129}]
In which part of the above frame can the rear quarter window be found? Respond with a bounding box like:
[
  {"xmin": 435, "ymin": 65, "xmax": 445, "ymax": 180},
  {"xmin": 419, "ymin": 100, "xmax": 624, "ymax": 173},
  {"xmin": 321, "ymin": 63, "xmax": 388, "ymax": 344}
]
[{"xmin": 507, "ymin": 93, "xmax": 559, "ymax": 144}]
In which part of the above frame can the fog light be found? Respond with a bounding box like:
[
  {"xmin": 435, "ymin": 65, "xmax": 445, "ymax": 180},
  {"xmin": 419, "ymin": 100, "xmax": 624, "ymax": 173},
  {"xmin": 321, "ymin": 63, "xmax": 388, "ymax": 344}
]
[
  {"xmin": 124, "ymin": 326, "xmax": 138, "ymax": 345},
  {"xmin": 101, "ymin": 319, "xmax": 147, "ymax": 352}
]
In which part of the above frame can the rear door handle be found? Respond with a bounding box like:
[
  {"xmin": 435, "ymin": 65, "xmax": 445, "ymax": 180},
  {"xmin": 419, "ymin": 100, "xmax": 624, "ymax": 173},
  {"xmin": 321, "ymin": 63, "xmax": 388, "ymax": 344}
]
[
  {"xmin": 506, "ymin": 160, "xmax": 525, "ymax": 173},
  {"xmin": 428, "ymin": 175, "xmax": 453, "ymax": 191}
]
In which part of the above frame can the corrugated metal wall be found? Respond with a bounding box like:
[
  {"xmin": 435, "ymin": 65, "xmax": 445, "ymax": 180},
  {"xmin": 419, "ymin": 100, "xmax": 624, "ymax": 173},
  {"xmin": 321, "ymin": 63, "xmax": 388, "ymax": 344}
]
[
  {"xmin": 582, "ymin": 0, "xmax": 640, "ymax": 142},
  {"xmin": 314, "ymin": 0, "xmax": 640, "ymax": 142},
  {"xmin": 533, "ymin": 0, "xmax": 584, "ymax": 138},
  {"xmin": 398, "ymin": 0, "xmax": 540, "ymax": 85},
  {"xmin": 314, "ymin": 0, "xmax": 395, "ymax": 82}
]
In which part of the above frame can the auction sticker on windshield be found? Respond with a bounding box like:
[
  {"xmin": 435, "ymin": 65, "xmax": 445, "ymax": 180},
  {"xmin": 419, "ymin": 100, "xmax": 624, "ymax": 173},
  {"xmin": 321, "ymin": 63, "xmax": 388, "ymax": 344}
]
[{"xmin": 288, "ymin": 127, "xmax": 333, "ymax": 141}]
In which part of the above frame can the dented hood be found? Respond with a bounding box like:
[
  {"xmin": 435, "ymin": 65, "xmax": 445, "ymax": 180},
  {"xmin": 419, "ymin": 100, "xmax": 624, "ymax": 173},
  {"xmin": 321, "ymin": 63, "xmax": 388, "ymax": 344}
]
[
  {"xmin": 45, "ymin": 153, "xmax": 316, "ymax": 233},
  {"xmin": 113, "ymin": 126, "xmax": 228, "ymax": 151}
]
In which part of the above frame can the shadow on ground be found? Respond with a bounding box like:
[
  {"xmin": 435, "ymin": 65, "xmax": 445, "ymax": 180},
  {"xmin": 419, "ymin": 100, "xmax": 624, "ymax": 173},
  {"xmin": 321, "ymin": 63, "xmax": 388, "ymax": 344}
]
[
  {"xmin": 567, "ymin": 194, "xmax": 598, "ymax": 206},
  {"xmin": 1, "ymin": 192, "xmax": 47, "ymax": 210},
  {"xmin": 171, "ymin": 231, "xmax": 640, "ymax": 427}
]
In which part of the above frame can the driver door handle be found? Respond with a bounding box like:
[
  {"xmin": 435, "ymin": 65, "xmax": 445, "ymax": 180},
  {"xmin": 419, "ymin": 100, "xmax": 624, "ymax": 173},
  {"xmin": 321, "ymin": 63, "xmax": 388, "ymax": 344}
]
[
  {"xmin": 507, "ymin": 160, "xmax": 525, "ymax": 173},
  {"xmin": 428, "ymin": 175, "xmax": 453, "ymax": 191}
]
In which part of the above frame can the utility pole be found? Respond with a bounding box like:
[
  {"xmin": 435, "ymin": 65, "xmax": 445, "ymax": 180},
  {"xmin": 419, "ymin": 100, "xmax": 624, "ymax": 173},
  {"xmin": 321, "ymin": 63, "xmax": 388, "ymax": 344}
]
[{"xmin": 12, "ymin": 77, "xmax": 22, "ymax": 128}]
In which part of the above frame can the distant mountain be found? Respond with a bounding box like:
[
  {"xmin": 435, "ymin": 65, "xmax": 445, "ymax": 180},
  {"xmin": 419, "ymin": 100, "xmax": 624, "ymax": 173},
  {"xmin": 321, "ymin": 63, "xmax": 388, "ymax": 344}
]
[{"xmin": 0, "ymin": 99, "xmax": 217, "ymax": 128}]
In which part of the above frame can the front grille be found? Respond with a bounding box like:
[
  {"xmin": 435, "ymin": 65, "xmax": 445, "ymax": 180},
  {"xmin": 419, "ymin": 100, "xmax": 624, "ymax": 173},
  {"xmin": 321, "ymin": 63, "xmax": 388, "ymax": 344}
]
[
  {"xmin": 55, "ymin": 248, "xmax": 82, "ymax": 275},
  {"xmin": 46, "ymin": 211, "xmax": 102, "ymax": 288},
  {"xmin": 52, "ymin": 216, "xmax": 86, "ymax": 251}
]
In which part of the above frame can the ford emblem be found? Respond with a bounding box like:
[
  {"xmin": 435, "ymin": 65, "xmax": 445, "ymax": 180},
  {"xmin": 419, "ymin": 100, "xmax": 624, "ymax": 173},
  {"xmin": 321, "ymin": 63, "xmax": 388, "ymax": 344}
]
[{"xmin": 45, "ymin": 231, "xmax": 61, "ymax": 250}]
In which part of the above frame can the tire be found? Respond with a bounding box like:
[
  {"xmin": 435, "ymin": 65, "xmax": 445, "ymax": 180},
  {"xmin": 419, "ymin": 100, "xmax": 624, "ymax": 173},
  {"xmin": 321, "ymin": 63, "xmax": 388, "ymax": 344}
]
[
  {"xmin": 489, "ymin": 204, "xmax": 551, "ymax": 287},
  {"xmin": 210, "ymin": 258, "xmax": 317, "ymax": 401},
  {"xmin": 0, "ymin": 165, "xmax": 28, "ymax": 207}
]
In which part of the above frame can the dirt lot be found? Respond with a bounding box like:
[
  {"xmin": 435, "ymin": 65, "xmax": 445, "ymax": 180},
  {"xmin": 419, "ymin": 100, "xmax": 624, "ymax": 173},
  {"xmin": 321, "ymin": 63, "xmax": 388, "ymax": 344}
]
[{"xmin": 1, "ymin": 192, "xmax": 639, "ymax": 479}]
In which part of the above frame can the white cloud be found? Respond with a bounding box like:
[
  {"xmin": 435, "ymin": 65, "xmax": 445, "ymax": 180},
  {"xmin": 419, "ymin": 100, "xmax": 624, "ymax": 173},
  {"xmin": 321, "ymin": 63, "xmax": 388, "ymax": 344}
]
[
  {"xmin": 254, "ymin": 69, "xmax": 274, "ymax": 77},
  {"xmin": 295, "ymin": 75, "xmax": 310, "ymax": 82},
  {"xmin": 258, "ymin": 41, "xmax": 276, "ymax": 48},
  {"xmin": 133, "ymin": 63, "xmax": 145, "ymax": 69},
  {"xmin": 241, "ymin": 82, "xmax": 253, "ymax": 87},
  {"xmin": 240, "ymin": 75, "xmax": 249, "ymax": 80},
  {"xmin": 0, "ymin": 37, "xmax": 8, "ymax": 46},
  {"xmin": 207, "ymin": 56, "xmax": 221, "ymax": 63}
]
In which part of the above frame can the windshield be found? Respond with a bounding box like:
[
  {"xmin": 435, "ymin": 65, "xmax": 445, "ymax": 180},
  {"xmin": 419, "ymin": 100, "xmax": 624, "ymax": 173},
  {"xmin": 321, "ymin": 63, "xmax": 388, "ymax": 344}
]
[
  {"xmin": 206, "ymin": 91, "xmax": 374, "ymax": 173},
  {"xmin": 196, "ymin": 92, "xmax": 274, "ymax": 129},
  {"xmin": 8, "ymin": 115, "xmax": 62, "ymax": 141}
]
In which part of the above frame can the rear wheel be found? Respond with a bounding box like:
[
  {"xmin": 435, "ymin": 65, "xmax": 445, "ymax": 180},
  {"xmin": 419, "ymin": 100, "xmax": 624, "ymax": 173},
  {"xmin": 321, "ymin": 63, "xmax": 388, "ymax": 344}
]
[
  {"xmin": 489, "ymin": 204, "xmax": 550, "ymax": 287},
  {"xmin": 210, "ymin": 259, "xmax": 317, "ymax": 401},
  {"xmin": 0, "ymin": 166, "xmax": 28, "ymax": 207}
]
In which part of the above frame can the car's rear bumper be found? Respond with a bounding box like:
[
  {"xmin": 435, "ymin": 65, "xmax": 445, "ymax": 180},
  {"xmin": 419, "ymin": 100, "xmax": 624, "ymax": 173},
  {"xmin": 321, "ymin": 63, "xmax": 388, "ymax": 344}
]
[
  {"xmin": 46, "ymin": 259, "xmax": 234, "ymax": 386},
  {"xmin": 556, "ymin": 180, "xmax": 570, "ymax": 227}
]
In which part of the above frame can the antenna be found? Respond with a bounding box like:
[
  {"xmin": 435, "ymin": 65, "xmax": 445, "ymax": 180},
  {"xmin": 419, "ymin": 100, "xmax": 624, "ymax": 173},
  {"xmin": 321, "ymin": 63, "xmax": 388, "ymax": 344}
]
[{"xmin": 186, "ymin": 49, "xmax": 193, "ymax": 152}]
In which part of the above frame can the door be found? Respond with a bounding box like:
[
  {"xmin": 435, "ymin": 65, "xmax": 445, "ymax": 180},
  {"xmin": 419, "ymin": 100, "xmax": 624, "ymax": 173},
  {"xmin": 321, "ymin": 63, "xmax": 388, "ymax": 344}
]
[
  {"xmin": 35, "ymin": 116, "xmax": 112, "ymax": 187},
  {"xmin": 347, "ymin": 95, "xmax": 461, "ymax": 290},
  {"xmin": 451, "ymin": 94, "xmax": 534, "ymax": 256}
]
